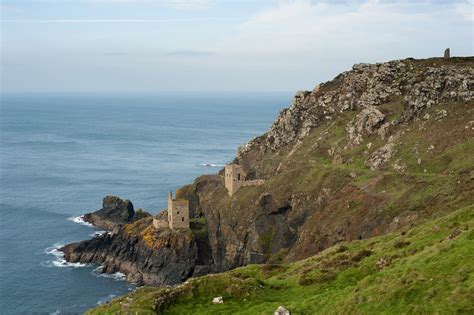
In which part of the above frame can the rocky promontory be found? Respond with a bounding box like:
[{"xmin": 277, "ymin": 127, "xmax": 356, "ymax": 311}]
[
  {"xmin": 83, "ymin": 195, "xmax": 149, "ymax": 231},
  {"xmin": 62, "ymin": 216, "xmax": 197, "ymax": 285}
]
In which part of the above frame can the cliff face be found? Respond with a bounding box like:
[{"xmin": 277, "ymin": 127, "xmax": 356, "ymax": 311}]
[
  {"xmin": 62, "ymin": 217, "xmax": 197, "ymax": 285},
  {"xmin": 180, "ymin": 57, "xmax": 474, "ymax": 271}
]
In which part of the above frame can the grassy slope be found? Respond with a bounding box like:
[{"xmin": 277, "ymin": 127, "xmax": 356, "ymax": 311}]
[{"xmin": 88, "ymin": 204, "xmax": 474, "ymax": 314}]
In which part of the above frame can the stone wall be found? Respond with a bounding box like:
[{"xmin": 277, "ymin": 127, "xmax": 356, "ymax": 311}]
[
  {"xmin": 241, "ymin": 179, "xmax": 265, "ymax": 187},
  {"xmin": 152, "ymin": 217, "xmax": 169, "ymax": 229},
  {"xmin": 225, "ymin": 164, "xmax": 264, "ymax": 195}
]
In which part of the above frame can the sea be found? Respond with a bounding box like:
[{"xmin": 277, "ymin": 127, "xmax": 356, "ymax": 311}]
[{"xmin": 0, "ymin": 92, "xmax": 291, "ymax": 314}]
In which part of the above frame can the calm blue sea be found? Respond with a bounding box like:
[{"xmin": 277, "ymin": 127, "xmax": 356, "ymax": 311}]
[{"xmin": 0, "ymin": 92, "xmax": 290, "ymax": 314}]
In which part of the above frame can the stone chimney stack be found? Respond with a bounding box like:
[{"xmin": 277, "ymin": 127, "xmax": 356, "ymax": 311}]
[{"xmin": 444, "ymin": 48, "xmax": 450, "ymax": 59}]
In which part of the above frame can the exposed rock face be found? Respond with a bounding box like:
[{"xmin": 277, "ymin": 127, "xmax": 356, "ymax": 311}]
[
  {"xmin": 61, "ymin": 217, "xmax": 197, "ymax": 285},
  {"xmin": 83, "ymin": 196, "xmax": 149, "ymax": 231},
  {"xmin": 237, "ymin": 58, "xmax": 474, "ymax": 170},
  {"xmin": 365, "ymin": 136, "xmax": 398, "ymax": 170},
  {"xmin": 347, "ymin": 106, "xmax": 388, "ymax": 146},
  {"xmin": 398, "ymin": 66, "xmax": 473, "ymax": 123},
  {"xmin": 263, "ymin": 90, "xmax": 315, "ymax": 152}
]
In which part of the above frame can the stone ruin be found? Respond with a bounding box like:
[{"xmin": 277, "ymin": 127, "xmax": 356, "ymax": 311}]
[
  {"xmin": 224, "ymin": 163, "xmax": 264, "ymax": 196},
  {"xmin": 444, "ymin": 48, "xmax": 450, "ymax": 59},
  {"xmin": 153, "ymin": 191, "xmax": 189, "ymax": 230}
]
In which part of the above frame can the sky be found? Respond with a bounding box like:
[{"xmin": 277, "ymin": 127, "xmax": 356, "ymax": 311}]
[{"xmin": 1, "ymin": 0, "xmax": 473, "ymax": 92}]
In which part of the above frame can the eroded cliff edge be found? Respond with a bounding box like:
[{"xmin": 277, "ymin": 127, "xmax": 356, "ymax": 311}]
[
  {"xmin": 62, "ymin": 217, "xmax": 197, "ymax": 285},
  {"xmin": 62, "ymin": 56, "xmax": 474, "ymax": 286}
]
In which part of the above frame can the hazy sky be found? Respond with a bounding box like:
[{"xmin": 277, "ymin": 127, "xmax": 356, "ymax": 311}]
[{"xmin": 1, "ymin": 0, "xmax": 473, "ymax": 92}]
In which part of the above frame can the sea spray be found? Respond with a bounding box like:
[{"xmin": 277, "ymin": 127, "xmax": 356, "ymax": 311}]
[
  {"xmin": 43, "ymin": 244, "xmax": 88, "ymax": 268},
  {"xmin": 68, "ymin": 215, "xmax": 94, "ymax": 228}
]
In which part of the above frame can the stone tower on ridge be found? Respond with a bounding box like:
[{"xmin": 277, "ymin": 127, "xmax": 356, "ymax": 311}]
[
  {"xmin": 224, "ymin": 164, "xmax": 246, "ymax": 196},
  {"xmin": 444, "ymin": 48, "xmax": 450, "ymax": 59},
  {"xmin": 225, "ymin": 164, "xmax": 265, "ymax": 196},
  {"xmin": 167, "ymin": 191, "xmax": 189, "ymax": 229}
]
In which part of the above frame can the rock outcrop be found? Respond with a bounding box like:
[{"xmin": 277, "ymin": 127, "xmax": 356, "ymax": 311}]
[
  {"xmin": 83, "ymin": 196, "xmax": 149, "ymax": 231},
  {"xmin": 61, "ymin": 217, "xmax": 197, "ymax": 285},
  {"xmin": 237, "ymin": 58, "xmax": 473, "ymax": 174},
  {"xmin": 365, "ymin": 135, "xmax": 398, "ymax": 170},
  {"xmin": 347, "ymin": 106, "xmax": 389, "ymax": 146}
]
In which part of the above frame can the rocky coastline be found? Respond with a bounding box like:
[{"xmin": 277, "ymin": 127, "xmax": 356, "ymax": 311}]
[
  {"xmin": 61, "ymin": 196, "xmax": 199, "ymax": 285},
  {"xmin": 61, "ymin": 56, "xmax": 474, "ymax": 289}
]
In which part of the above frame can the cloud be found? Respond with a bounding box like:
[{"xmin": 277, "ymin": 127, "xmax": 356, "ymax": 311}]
[
  {"xmin": 454, "ymin": 0, "xmax": 474, "ymax": 21},
  {"xmin": 166, "ymin": 0, "xmax": 215, "ymax": 10},
  {"xmin": 103, "ymin": 52, "xmax": 131, "ymax": 56},
  {"xmin": 165, "ymin": 50, "xmax": 215, "ymax": 57},
  {"xmin": 2, "ymin": 0, "xmax": 472, "ymax": 92},
  {"xmin": 217, "ymin": 0, "xmax": 473, "ymax": 56},
  {"xmin": 2, "ymin": 17, "xmax": 235, "ymax": 23},
  {"xmin": 84, "ymin": 0, "xmax": 215, "ymax": 10},
  {"xmin": 1, "ymin": 0, "xmax": 216, "ymax": 11}
]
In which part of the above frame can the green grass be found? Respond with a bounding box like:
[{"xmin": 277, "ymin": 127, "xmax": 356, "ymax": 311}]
[
  {"xmin": 190, "ymin": 218, "xmax": 208, "ymax": 239},
  {"xmin": 88, "ymin": 204, "xmax": 474, "ymax": 315}
]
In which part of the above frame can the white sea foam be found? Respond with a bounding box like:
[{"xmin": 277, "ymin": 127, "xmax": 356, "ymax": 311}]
[
  {"xmin": 92, "ymin": 266, "xmax": 127, "ymax": 281},
  {"xmin": 68, "ymin": 215, "xmax": 94, "ymax": 227},
  {"xmin": 90, "ymin": 230, "xmax": 108, "ymax": 237},
  {"xmin": 43, "ymin": 243, "xmax": 87, "ymax": 268},
  {"xmin": 200, "ymin": 163, "xmax": 224, "ymax": 167}
]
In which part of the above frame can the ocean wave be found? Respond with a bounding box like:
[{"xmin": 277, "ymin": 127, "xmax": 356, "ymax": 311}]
[
  {"xmin": 199, "ymin": 163, "xmax": 224, "ymax": 167},
  {"xmin": 92, "ymin": 266, "xmax": 127, "ymax": 281},
  {"xmin": 42, "ymin": 243, "xmax": 88, "ymax": 268},
  {"xmin": 67, "ymin": 215, "xmax": 94, "ymax": 227},
  {"xmin": 89, "ymin": 230, "xmax": 109, "ymax": 237}
]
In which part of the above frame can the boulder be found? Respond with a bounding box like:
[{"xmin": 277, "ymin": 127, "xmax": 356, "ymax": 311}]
[
  {"xmin": 274, "ymin": 305, "xmax": 291, "ymax": 315},
  {"xmin": 212, "ymin": 296, "xmax": 224, "ymax": 304}
]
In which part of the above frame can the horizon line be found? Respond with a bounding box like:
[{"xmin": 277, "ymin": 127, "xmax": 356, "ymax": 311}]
[{"xmin": 0, "ymin": 90, "xmax": 296, "ymax": 94}]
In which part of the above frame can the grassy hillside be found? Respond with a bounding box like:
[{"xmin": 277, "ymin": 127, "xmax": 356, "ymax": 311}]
[{"xmin": 88, "ymin": 204, "xmax": 474, "ymax": 314}]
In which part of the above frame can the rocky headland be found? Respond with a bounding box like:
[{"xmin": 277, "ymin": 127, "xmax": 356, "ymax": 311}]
[
  {"xmin": 62, "ymin": 217, "xmax": 197, "ymax": 285},
  {"xmin": 62, "ymin": 57, "xmax": 474, "ymax": 291}
]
